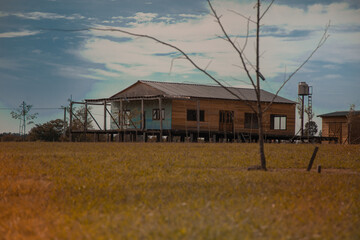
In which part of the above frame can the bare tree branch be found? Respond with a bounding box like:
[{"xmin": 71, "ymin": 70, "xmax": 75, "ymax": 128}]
[
  {"xmin": 228, "ymin": 10, "xmax": 257, "ymax": 24},
  {"xmin": 231, "ymin": 77, "xmax": 253, "ymax": 87},
  {"xmin": 242, "ymin": 51, "xmax": 256, "ymax": 72},
  {"xmin": 241, "ymin": 16, "xmax": 251, "ymax": 53},
  {"xmin": 232, "ymin": 64, "xmax": 245, "ymax": 70},
  {"xmin": 260, "ymin": 0, "xmax": 275, "ymax": 20},
  {"xmin": 169, "ymin": 56, "xmax": 186, "ymax": 75},
  {"xmin": 234, "ymin": 16, "xmax": 254, "ymax": 69},
  {"xmin": 233, "ymin": 16, "xmax": 257, "ymax": 75},
  {"xmin": 259, "ymin": 50, "xmax": 267, "ymax": 59},
  {"xmin": 207, "ymin": 0, "xmax": 257, "ymax": 91},
  {"xmin": 204, "ymin": 59, "xmax": 213, "ymax": 71},
  {"xmin": 215, "ymin": 34, "xmax": 229, "ymax": 42},
  {"xmin": 263, "ymin": 21, "xmax": 330, "ymax": 113}
]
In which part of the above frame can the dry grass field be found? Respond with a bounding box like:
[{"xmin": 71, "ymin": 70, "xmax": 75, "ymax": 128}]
[{"xmin": 0, "ymin": 142, "xmax": 359, "ymax": 239}]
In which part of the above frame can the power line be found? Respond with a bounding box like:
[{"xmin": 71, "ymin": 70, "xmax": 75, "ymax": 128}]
[
  {"xmin": 33, "ymin": 108, "xmax": 63, "ymax": 110},
  {"xmin": 0, "ymin": 107, "xmax": 62, "ymax": 110}
]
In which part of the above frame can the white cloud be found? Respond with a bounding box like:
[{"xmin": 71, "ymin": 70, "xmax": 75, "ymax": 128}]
[
  {"xmin": 1, "ymin": 11, "xmax": 85, "ymax": 20},
  {"xmin": 75, "ymin": 0, "xmax": 360, "ymax": 82},
  {"xmin": 32, "ymin": 49, "xmax": 42, "ymax": 54},
  {"xmin": 111, "ymin": 16, "xmax": 124, "ymax": 20},
  {"xmin": 89, "ymin": 68, "xmax": 122, "ymax": 79},
  {"xmin": 0, "ymin": 12, "xmax": 10, "ymax": 17},
  {"xmin": 0, "ymin": 30, "xmax": 40, "ymax": 38},
  {"xmin": 158, "ymin": 16, "xmax": 174, "ymax": 22},
  {"xmin": 129, "ymin": 12, "xmax": 158, "ymax": 23},
  {"xmin": 178, "ymin": 14, "xmax": 203, "ymax": 19}
]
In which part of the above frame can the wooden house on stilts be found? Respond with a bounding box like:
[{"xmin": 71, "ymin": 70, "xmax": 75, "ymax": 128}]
[{"xmin": 72, "ymin": 80, "xmax": 296, "ymax": 142}]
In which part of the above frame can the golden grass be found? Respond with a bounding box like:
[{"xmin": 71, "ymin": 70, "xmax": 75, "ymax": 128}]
[{"xmin": 0, "ymin": 143, "xmax": 359, "ymax": 239}]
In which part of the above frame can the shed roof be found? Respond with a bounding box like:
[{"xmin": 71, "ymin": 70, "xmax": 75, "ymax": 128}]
[
  {"xmin": 109, "ymin": 80, "xmax": 296, "ymax": 104},
  {"xmin": 318, "ymin": 111, "xmax": 360, "ymax": 118}
]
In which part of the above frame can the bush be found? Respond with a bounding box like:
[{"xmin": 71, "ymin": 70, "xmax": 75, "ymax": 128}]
[{"xmin": 28, "ymin": 119, "xmax": 65, "ymax": 142}]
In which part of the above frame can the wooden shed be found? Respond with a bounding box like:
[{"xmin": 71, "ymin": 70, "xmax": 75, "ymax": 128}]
[
  {"xmin": 318, "ymin": 111, "xmax": 360, "ymax": 144},
  {"xmin": 84, "ymin": 80, "xmax": 296, "ymax": 142}
]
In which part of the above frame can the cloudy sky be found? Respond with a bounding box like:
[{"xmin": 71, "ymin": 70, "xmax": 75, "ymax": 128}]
[{"xmin": 1, "ymin": 0, "xmax": 359, "ymax": 133}]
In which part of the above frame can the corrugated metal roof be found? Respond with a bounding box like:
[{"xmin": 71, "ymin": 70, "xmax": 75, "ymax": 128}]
[
  {"xmin": 318, "ymin": 111, "xmax": 360, "ymax": 117},
  {"xmin": 134, "ymin": 80, "xmax": 296, "ymax": 104}
]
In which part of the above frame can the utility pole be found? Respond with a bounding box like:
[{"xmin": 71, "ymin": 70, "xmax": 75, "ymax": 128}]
[
  {"xmin": 22, "ymin": 101, "xmax": 26, "ymax": 140},
  {"xmin": 69, "ymin": 101, "xmax": 73, "ymax": 142},
  {"xmin": 62, "ymin": 106, "xmax": 67, "ymax": 139},
  {"xmin": 10, "ymin": 101, "xmax": 38, "ymax": 141}
]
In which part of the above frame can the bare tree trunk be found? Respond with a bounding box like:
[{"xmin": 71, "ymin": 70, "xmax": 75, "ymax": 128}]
[
  {"xmin": 256, "ymin": 0, "xmax": 267, "ymax": 170},
  {"xmin": 257, "ymin": 108, "xmax": 267, "ymax": 170}
]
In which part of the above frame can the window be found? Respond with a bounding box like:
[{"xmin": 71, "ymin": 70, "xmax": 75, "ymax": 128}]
[
  {"xmin": 244, "ymin": 113, "xmax": 258, "ymax": 129},
  {"xmin": 152, "ymin": 108, "xmax": 165, "ymax": 120},
  {"xmin": 187, "ymin": 109, "xmax": 205, "ymax": 121},
  {"xmin": 270, "ymin": 115, "xmax": 287, "ymax": 130}
]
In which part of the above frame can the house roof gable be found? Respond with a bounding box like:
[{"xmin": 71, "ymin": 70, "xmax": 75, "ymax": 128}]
[{"xmin": 110, "ymin": 81, "xmax": 165, "ymax": 99}]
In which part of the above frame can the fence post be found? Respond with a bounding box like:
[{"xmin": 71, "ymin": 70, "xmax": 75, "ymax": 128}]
[{"xmin": 307, "ymin": 146, "xmax": 319, "ymax": 171}]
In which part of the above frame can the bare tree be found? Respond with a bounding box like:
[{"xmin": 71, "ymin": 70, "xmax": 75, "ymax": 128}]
[{"xmin": 49, "ymin": 0, "xmax": 329, "ymax": 170}]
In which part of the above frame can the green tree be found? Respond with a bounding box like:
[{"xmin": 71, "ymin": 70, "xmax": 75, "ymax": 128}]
[
  {"xmin": 28, "ymin": 119, "xmax": 65, "ymax": 141},
  {"xmin": 305, "ymin": 121, "xmax": 318, "ymax": 137}
]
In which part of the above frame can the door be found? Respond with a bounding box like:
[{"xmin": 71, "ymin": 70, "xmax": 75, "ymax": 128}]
[
  {"xmin": 329, "ymin": 122, "xmax": 342, "ymax": 143},
  {"xmin": 219, "ymin": 110, "xmax": 234, "ymax": 132}
]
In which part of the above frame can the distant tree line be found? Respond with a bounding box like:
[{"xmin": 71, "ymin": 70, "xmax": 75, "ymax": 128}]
[
  {"xmin": 2, "ymin": 104, "xmax": 95, "ymax": 142},
  {"xmin": 1, "ymin": 119, "xmax": 67, "ymax": 142},
  {"xmin": 0, "ymin": 132, "xmax": 24, "ymax": 142}
]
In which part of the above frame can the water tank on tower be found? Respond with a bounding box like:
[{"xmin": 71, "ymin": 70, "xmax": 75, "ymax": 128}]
[
  {"xmin": 298, "ymin": 81, "xmax": 313, "ymax": 139},
  {"xmin": 298, "ymin": 82, "xmax": 309, "ymax": 96}
]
